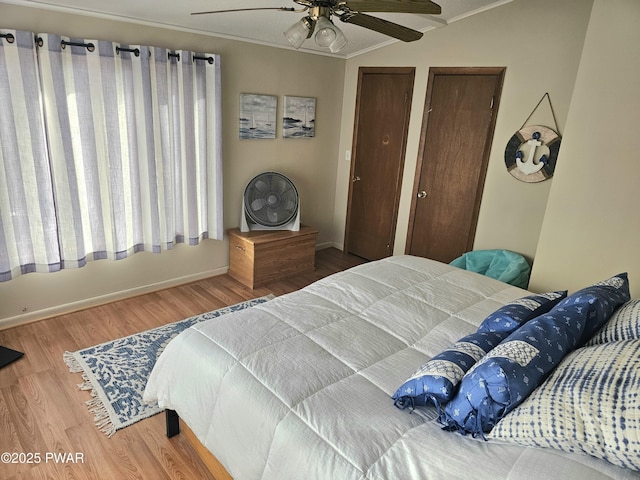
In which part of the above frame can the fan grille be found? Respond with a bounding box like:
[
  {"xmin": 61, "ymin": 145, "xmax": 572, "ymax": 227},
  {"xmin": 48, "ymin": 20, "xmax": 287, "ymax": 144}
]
[{"xmin": 244, "ymin": 172, "xmax": 299, "ymax": 227}]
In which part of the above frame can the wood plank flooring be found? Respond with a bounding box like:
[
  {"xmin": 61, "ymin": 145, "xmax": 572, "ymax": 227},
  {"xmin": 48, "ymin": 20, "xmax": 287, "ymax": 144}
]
[{"xmin": 0, "ymin": 248, "xmax": 366, "ymax": 480}]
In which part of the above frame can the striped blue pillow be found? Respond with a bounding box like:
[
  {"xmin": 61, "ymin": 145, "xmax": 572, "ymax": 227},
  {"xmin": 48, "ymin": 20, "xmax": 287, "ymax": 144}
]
[
  {"xmin": 587, "ymin": 298, "xmax": 640, "ymax": 345},
  {"xmin": 488, "ymin": 340, "xmax": 640, "ymax": 471}
]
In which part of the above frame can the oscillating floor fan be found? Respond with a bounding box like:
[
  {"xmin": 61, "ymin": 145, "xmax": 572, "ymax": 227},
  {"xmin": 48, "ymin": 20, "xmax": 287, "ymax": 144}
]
[{"xmin": 240, "ymin": 172, "xmax": 300, "ymax": 232}]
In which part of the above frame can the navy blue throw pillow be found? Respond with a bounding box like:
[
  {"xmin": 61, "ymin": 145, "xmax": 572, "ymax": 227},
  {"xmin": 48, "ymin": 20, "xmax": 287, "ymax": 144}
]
[
  {"xmin": 392, "ymin": 291, "xmax": 566, "ymax": 410},
  {"xmin": 392, "ymin": 331, "xmax": 503, "ymax": 410},
  {"xmin": 477, "ymin": 291, "xmax": 567, "ymax": 334},
  {"xmin": 440, "ymin": 273, "xmax": 630, "ymax": 437}
]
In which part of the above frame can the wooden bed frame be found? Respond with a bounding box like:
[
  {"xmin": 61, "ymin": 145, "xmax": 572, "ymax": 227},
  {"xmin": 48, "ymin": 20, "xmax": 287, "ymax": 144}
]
[{"xmin": 166, "ymin": 410, "xmax": 233, "ymax": 480}]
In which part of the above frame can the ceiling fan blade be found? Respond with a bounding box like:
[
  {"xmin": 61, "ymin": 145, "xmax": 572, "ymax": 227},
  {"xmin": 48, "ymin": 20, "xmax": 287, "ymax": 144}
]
[
  {"xmin": 342, "ymin": 0, "xmax": 441, "ymax": 15},
  {"xmin": 191, "ymin": 7, "xmax": 295, "ymax": 15},
  {"xmin": 340, "ymin": 13, "xmax": 423, "ymax": 42}
]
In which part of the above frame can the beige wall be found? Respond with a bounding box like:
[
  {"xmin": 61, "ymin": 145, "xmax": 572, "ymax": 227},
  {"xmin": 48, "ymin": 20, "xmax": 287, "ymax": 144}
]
[
  {"xmin": 529, "ymin": 0, "xmax": 640, "ymax": 297},
  {"xmin": 5, "ymin": 0, "xmax": 636, "ymax": 326},
  {"xmin": 333, "ymin": 0, "xmax": 593, "ymax": 263},
  {"xmin": 0, "ymin": 3, "xmax": 345, "ymax": 327}
]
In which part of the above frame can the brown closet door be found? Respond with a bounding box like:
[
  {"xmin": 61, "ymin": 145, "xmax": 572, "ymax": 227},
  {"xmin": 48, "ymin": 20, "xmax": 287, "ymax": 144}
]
[
  {"xmin": 345, "ymin": 67, "xmax": 414, "ymax": 260},
  {"xmin": 406, "ymin": 68, "xmax": 504, "ymax": 263}
]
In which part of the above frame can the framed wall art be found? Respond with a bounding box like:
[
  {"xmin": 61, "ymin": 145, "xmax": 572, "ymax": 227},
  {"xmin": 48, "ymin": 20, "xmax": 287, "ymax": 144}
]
[
  {"xmin": 283, "ymin": 96, "xmax": 316, "ymax": 138},
  {"xmin": 239, "ymin": 93, "xmax": 277, "ymax": 139}
]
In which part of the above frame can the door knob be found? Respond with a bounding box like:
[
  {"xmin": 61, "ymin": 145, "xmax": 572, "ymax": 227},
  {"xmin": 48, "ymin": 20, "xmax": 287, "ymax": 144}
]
[
  {"xmin": 352, "ymin": 175, "xmax": 361, "ymax": 183},
  {"xmin": 417, "ymin": 190, "xmax": 428, "ymax": 199}
]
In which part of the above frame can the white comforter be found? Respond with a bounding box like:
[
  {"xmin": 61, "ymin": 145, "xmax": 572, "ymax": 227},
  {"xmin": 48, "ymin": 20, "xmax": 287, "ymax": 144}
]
[{"xmin": 144, "ymin": 255, "xmax": 639, "ymax": 480}]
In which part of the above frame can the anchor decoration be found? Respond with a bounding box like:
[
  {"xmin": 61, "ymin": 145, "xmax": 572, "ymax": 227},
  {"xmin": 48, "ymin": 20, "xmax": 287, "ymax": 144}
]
[{"xmin": 505, "ymin": 125, "xmax": 561, "ymax": 183}]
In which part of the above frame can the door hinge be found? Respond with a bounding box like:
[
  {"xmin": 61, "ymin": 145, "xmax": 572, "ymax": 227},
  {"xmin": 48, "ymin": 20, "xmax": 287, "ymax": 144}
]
[
  {"xmin": 404, "ymin": 92, "xmax": 409, "ymax": 103},
  {"xmin": 490, "ymin": 96, "xmax": 495, "ymax": 109}
]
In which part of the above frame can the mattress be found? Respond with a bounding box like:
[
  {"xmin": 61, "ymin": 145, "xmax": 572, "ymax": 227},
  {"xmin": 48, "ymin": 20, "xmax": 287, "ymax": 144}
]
[{"xmin": 144, "ymin": 255, "xmax": 639, "ymax": 480}]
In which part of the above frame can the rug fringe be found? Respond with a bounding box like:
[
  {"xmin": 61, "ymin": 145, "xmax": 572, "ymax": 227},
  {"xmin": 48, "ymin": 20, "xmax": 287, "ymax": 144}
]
[
  {"xmin": 63, "ymin": 295, "xmax": 274, "ymax": 439},
  {"xmin": 64, "ymin": 350, "xmax": 117, "ymax": 437},
  {"xmin": 87, "ymin": 396, "xmax": 116, "ymax": 437},
  {"xmin": 63, "ymin": 351, "xmax": 83, "ymax": 373}
]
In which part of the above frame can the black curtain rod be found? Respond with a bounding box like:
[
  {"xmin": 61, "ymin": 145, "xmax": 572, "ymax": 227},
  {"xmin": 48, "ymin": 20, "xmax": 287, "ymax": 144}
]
[
  {"xmin": 61, "ymin": 39, "xmax": 96, "ymax": 52},
  {"xmin": 0, "ymin": 33, "xmax": 15, "ymax": 44},
  {"xmin": 26, "ymin": 36, "xmax": 213, "ymax": 64},
  {"xmin": 193, "ymin": 55, "xmax": 214, "ymax": 64},
  {"xmin": 169, "ymin": 52, "xmax": 214, "ymax": 64},
  {"xmin": 116, "ymin": 46, "xmax": 141, "ymax": 57},
  {"xmin": 34, "ymin": 37, "xmax": 96, "ymax": 52}
]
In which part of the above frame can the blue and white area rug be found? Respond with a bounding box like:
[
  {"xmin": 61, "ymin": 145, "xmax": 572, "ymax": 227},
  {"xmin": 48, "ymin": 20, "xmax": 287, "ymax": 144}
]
[{"xmin": 64, "ymin": 295, "xmax": 274, "ymax": 437}]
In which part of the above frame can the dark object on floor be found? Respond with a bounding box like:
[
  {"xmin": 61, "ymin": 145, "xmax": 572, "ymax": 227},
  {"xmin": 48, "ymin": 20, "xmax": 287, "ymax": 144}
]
[{"xmin": 0, "ymin": 345, "xmax": 24, "ymax": 369}]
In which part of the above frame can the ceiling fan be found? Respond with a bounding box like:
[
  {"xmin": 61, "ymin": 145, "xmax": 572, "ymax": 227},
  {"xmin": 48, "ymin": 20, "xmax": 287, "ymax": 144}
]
[{"xmin": 192, "ymin": 0, "xmax": 442, "ymax": 53}]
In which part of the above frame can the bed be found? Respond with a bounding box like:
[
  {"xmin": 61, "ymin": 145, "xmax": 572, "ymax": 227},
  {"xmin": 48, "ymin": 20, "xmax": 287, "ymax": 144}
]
[{"xmin": 143, "ymin": 255, "xmax": 640, "ymax": 480}]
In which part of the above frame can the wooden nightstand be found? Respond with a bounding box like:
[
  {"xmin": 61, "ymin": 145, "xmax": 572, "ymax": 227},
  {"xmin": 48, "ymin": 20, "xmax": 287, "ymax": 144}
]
[{"xmin": 227, "ymin": 226, "xmax": 319, "ymax": 289}]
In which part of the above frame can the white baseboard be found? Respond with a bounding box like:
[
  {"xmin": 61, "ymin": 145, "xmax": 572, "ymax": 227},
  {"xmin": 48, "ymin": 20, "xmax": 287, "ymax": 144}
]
[
  {"xmin": 315, "ymin": 241, "xmax": 334, "ymax": 250},
  {"xmin": 330, "ymin": 241, "xmax": 344, "ymax": 251},
  {"xmin": 0, "ymin": 266, "xmax": 229, "ymax": 331},
  {"xmin": 1, "ymin": 243, "xmax": 344, "ymax": 331}
]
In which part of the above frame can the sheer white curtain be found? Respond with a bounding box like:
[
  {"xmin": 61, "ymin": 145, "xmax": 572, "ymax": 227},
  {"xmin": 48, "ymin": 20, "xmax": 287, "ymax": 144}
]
[
  {"xmin": 0, "ymin": 30, "xmax": 222, "ymax": 281},
  {"xmin": 148, "ymin": 47, "xmax": 223, "ymax": 249},
  {"xmin": 0, "ymin": 30, "xmax": 60, "ymax": 281}
]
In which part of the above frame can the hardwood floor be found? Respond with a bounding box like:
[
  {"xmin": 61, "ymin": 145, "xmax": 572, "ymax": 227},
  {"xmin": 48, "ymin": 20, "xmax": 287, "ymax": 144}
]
[{"xmin": 0, "ymin": 248, "xmax": 366, "ymax": 480}]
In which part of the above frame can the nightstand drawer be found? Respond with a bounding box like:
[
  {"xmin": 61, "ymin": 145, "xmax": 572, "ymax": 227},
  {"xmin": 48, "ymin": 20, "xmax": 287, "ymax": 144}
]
[{"xmin": 228, "ymin": 226, "xmax": 318, "ymax": 288}]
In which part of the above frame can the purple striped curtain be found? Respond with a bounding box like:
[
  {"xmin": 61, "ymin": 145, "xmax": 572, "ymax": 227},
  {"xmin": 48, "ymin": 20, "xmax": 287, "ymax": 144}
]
[
  {"xmin": 0, "ymin": 30, "xmax": 222, "ymax": 281},
  {"xmin": 0, "ymin": 30, "xmax": 60, "ymax": 280}
]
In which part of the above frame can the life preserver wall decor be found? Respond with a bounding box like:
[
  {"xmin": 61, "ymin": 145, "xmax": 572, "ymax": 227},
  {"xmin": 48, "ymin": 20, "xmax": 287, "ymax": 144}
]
[
  {"xmin": 505, "ymin": 124, "xmax": 561, "ymax": 183},
  {"xmin": 505, "ymin": 92, "xmax": 562, "ymax": 183}
]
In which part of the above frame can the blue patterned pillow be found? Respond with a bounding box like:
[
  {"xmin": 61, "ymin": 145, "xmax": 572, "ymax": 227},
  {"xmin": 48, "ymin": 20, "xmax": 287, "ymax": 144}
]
[
  {"xmin": 392, "ymin": 331, "xmax": 503, "ymax": 410},
  {"xmin": 392, "ymin": 292, "xmax": 565, "ymax": 410},
  {"xmin": 440, "ymin": 273, "xmax": 630, "ymax": 437},
  {"xmin": 587, "ymin": 298, "xmax": 640, "ymax": 345},
  {"xmin": 570, "ymin": 273, "xmax": 631, "ymax": 344},
  {"xmin": 477, "ymin": 291, "xmax": 566, "ymax": 334},
  {"xmin": 488, "ymin": 340, "xmax": 640, "ymax": 471}
]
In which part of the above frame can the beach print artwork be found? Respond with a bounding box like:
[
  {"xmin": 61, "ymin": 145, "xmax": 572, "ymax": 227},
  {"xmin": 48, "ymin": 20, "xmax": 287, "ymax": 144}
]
[
  {"xmin": 240, "ymin": 94, "xmax": 277, "ymax": 139},
  {"xmin": 283, "ymin": 96, "xmax": 316, "ymax": 138}
]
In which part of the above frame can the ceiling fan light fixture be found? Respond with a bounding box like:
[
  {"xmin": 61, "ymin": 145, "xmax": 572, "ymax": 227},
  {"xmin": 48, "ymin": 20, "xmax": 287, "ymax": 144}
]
[
  {"xmin": 193, "ymin": 1, "xmax": 440, "ymax": 52},
  {"xmin": 284, "ymin": 16, "xmax": 315, "ymax": 49},
  {"xmin": 314, "ymin": 15, "xmax": 348, "ymax": 53}
]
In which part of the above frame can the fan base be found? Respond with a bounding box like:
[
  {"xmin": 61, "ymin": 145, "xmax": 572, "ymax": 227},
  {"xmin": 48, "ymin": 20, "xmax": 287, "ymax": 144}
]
[
  {"xmin": 240, "ymin": 198, "xmax": 300, "ymax": 233},
  {"xmin": 240, "ymin": 215, "xmax": 300, "ymax": 233}
]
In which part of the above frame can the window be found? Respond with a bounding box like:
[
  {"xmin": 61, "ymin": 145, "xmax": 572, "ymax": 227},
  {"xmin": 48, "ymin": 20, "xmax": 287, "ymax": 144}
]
[{"xmin": 0, "ymin": 30, "xmax": 222, "ymax": 281}]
